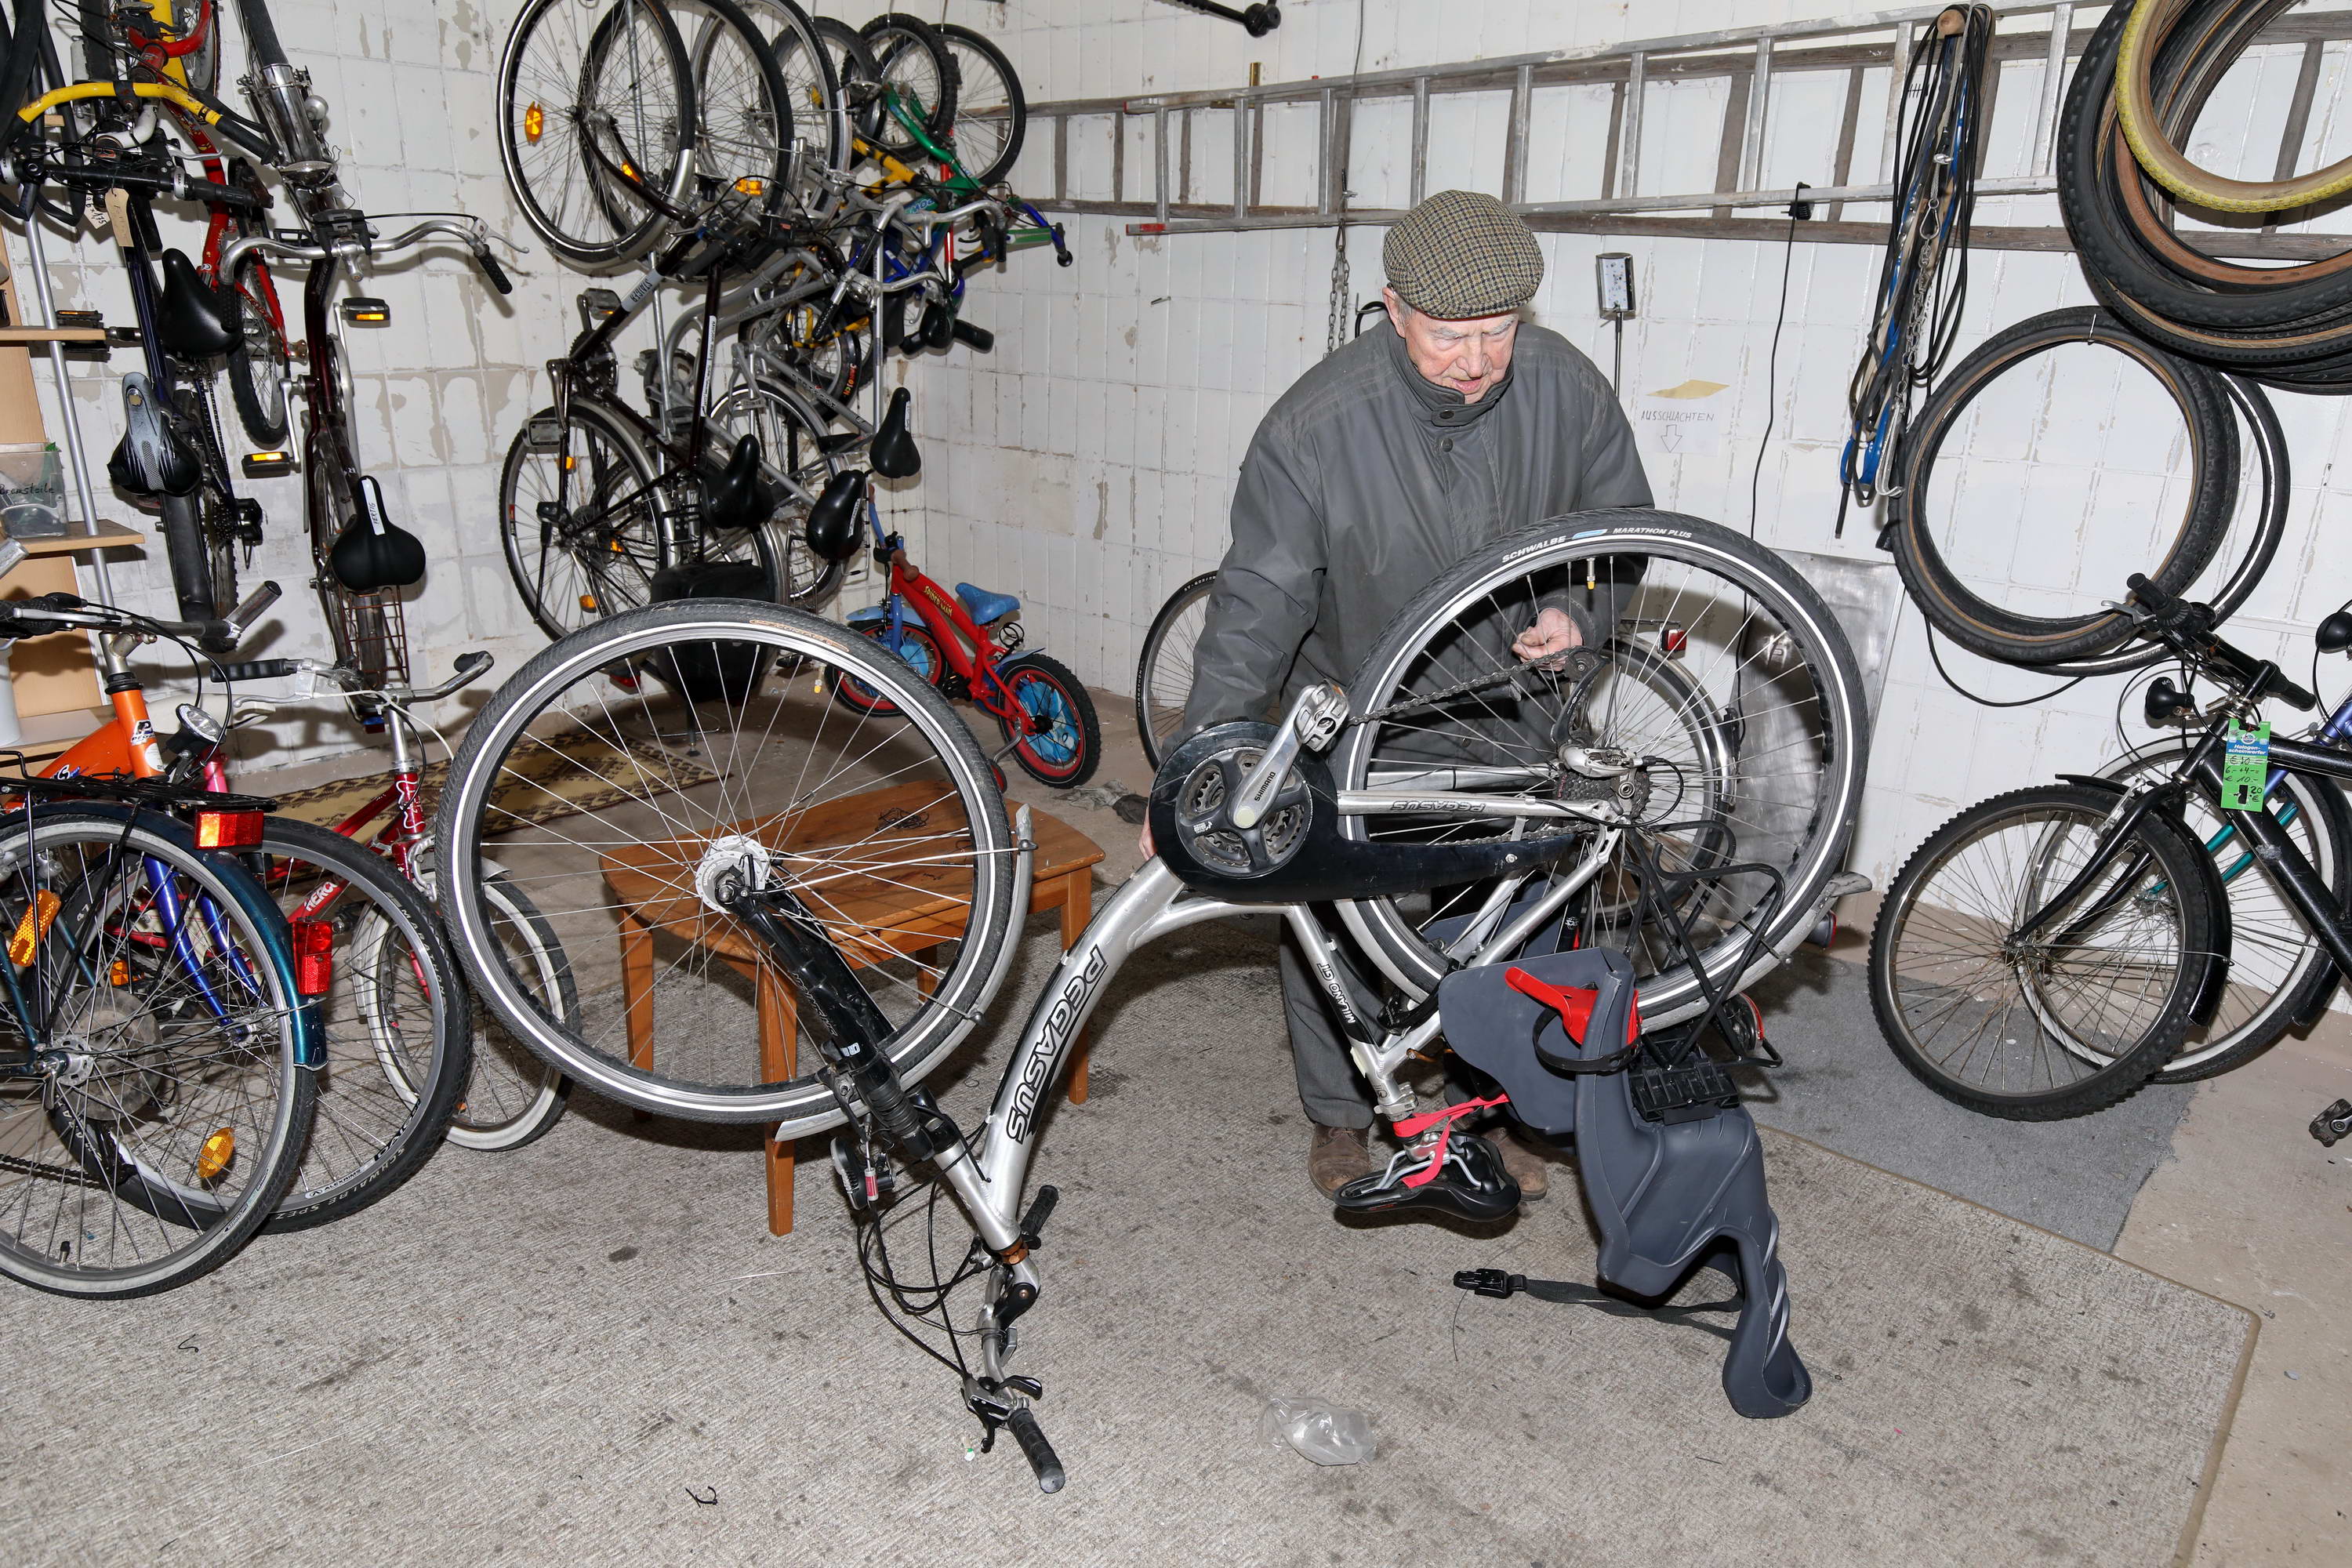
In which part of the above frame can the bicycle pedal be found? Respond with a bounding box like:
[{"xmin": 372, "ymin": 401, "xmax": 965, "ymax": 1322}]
[{"xmin": 2312, "ymin": 1098, "xmax": 2352, "ymax": 1149}]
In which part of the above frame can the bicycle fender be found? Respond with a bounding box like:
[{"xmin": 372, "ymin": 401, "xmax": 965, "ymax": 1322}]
[{"xmin": 2055, "ymin": 774, "xmax": 2235, "ymax": 1027}]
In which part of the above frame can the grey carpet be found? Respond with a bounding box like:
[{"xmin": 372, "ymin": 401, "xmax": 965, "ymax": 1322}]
[
  {"xmin": 1742, "ymin": 948, "xmax": 2197, "ymax": 1250},
  {"xmin": 5, "ymin": 923, "xmax": 2251, "ymax": 1566}
]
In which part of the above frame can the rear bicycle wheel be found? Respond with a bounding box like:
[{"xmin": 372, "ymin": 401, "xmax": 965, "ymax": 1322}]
[
  {"xmin": 739, "ymin": 0, "xmax": 843, "ymax": 180},
  {"xmin": 706, "ymin": 378, "xmax": 844, "ymax": 606},
  {"xmin": 1869, "ymin": 784, "xmax": 2218, "ymax": 1119},
  {"xmin": 933, "ymin": 23, "xmax": 1025, "ymax": 184},
  {"xmin": 1332, "ymin": 510, "xmax": 1868, "ymax": 1028},
  {"xmin": 497, "ymin": 0, "xmax": 695, "ymax": 269},
  {"xmin": 0, "ymin": 809, "xmax": 313, "ymax": 1298},
  {"xmin": 996, "ymin": 650, "xmax": 1100, "ymax": 787},
  {"xmin": 434, "ymin": 598, "xmax": 1018, "ymax": 1129},
  {"xmin": 241, "ymin": 818, "xmax": 470, "ymax": 1232},
  {"xmin": 1135, "ymin": 571, "xmax": 1215, "ymax": 768}
]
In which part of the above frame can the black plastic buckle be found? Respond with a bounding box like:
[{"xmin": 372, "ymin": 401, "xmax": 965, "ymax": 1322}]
[
  {"xmin": 1628, "ymin": 1057, "xmax": 1741, "ymax": 1124},
  {"xmin": 1454, "ymin": 1268, "xmax": 1521, "ymax": 1300}
]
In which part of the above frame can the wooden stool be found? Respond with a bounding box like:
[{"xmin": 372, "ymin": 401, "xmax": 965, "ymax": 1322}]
[{"xmin": 604, "ymin": 786, "xmax": 1105, "ymax": 1236}]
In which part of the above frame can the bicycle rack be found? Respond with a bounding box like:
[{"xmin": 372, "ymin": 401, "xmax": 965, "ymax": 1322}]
[{"xmin": 1022, "ymin": 1, "xmax": 2352, "ymax": 258}]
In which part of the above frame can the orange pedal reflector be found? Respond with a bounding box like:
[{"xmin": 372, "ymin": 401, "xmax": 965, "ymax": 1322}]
[
  {"xmin": 109, "ymin": 958, "xmax": 131, "ymax": 985},
  {"xmin": 197, "ymin": 1127, "xmax": 235, "ymax": 1181},
  {"xmin": 579, "ymin": 594, "xmax": 598, "ymax": 612},
  {"xmin": 292, "ymin": 917, "xmax": 336, "ymax": 996},
  {"xmin": 9, "ymin": 889, "xmax": 60, "ymax": 966},
  {"xmin": 194, "ymin": 810, "xmax": 266, "ymax": 849}
]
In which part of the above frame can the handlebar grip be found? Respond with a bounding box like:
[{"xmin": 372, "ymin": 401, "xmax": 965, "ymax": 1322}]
[
  {"xmin": 1004, "ymin": 1407, "xmax": 1065, "ymax": 1494},
  {"xmin": 211, "ymin": 658, "xmax": 303, "ymax": 683},
  {"xmin": 226, "ymin": 579, "xmax": 281, "ymax": 633},
  {"xmin": 2269, "ymin": 670, "xmax": 2321, "ymax": 713},
  {"xmin": 950, "ymin": 318, "xmax": 993, "ymax": 353},
  {"xmin": 181, "ymin": 177, "xmax": 262, "ymax": 211},
  {"xmin": 473, "ymin": 245, "xmax": 513, "ymax": 296}
]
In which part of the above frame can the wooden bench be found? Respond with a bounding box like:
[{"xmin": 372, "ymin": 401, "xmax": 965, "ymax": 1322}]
[{"xmin": 601, "ymin": 782, "xmax": 1104, "ymax": 1235}]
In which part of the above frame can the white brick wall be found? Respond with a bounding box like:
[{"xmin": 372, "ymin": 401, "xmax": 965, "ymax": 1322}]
[{"xmin": 15, "ymin": 0, "xmax": 2352, "ymax": 902}]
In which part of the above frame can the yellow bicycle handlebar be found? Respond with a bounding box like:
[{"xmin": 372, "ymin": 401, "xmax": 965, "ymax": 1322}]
[{"xmin": 16, "ymin": 79, "xmax": 223, "ymax": 127}]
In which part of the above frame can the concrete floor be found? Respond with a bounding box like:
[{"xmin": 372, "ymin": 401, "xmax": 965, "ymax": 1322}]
[{"xmin": 239, "ymin": 681, "xmax": 2350, "ymax": 1565}]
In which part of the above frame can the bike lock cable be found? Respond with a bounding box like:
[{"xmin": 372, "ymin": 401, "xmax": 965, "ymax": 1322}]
[{"xmin": 1840, "ymin": 4, "xmax": 1991, "ymax": 523}]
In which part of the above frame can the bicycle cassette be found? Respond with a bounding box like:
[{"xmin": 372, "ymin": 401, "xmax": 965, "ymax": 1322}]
[{"xmin": 1148, "ymin": 721, "xmax": 1584, "ymax": 903}]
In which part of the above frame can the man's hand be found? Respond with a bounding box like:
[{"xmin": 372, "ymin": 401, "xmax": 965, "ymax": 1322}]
[{"xmin": 1513, "ymin": 606, "xmax": 1584, "ymax": 662}]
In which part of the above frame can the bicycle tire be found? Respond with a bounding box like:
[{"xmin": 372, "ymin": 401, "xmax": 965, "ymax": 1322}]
[
  {"xmin": 933, "ymin": 22, "xmax": 1025, "ymax": 185},
  {"xmin": 996, "ymin": 650, "xmax": 1100, "ymax": 787},
  {"xmin": 2100, "ymin": 740, "xmax": 2349, "ymax": 1081},
  {"xmin": 499, "ymin": 396, "xmax": 781, "ymax": 639},
  {"xmin": 739, "ymin": 0, "xmax": 844, "ymax": 180},
  {"xmin": 1134, "ymin": 571, "xmax": 1216, "ymax": 768},
  {"xmin": 2115, "ymin": 0, "xmax": 2340, "ymax": 216},
  {"xmin": 706, "ymin": 377, "xmax": 844, "ymax": 607},
  {"xmin": 811, "ymin": 15, "xmax": 883, "ymax": 148},
  {"xmin": 434, "ymin": 597, "xmax": 1018, "ymax": 1128},
  {"xmin": 177, "ymin": 377, "xmax": 242, "ymax": 619},
  {"xmin": 0, "ymin": 806, "xmax": 314, "ymax": 1298},
  {"xmin": 832, "ymin": 618, "xmax": 941, "ymax": 714},
  {"xmin": 1332, "ymin": 510, "xmax": 1868, "ymax": 1029},
  {"xmin": 241, "ymin": 818, "xmax": 471, "ymax": 1232},
  {"xmin": 1869, "ymin": 783, "xmax": 2218, "ymax": 1119},
  {"xmin": 223, "ymin": 251, "xmax": 289, "ymax": 448},
  {"xmin": 445, "ymin": 868, "xmax": 572, "ymax": 1152},
  {"xmin": 1884, "ymin": 307, "xmax": 2237, "ymax": 667},
  {"xmin": 858, "ymin": 13, "xmax": 956, "ymax": 160},
  {"xmin": 497, "ymin": 0, "xmax": 697, "ymax": 270},
  {"xmin": 673, "ymin": 0, "xmax": 793, "ymax": 220}
]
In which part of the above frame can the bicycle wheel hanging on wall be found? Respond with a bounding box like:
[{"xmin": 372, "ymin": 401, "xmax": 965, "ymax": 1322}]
[
  {"xmin": 1882, "ymin": 307, "xmax": 2288, "ymax": 670},
  {"xmin": 497, "ymin": 0, "xmax": 698, "ymax": 268},
  {"xmin": 2058, "ymin": 0, "xmax": 2352, "ymax": 390}
]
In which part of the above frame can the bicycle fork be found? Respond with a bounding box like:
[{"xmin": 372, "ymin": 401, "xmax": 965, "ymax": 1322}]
[{"xmin": 714, "ymin": 837, "xmax": 1064, "ymax": 1490}]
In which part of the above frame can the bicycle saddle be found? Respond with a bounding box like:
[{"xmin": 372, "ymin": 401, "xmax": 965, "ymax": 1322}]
[
  {"xmin": 804, "ymin": 469, "xmax": 868, "ymax": 563},
  {"xmin": 702, "ymin": 435, "xmax": 776, "ymax": 532},
  {"xmin": 107, "ymin": 373, "xmax": 200, "ymax": 498},
  {"xmin": 1148, "ymin": 720, "xmax": 1584, "ymax": 904},
  {"xmin": 328, "ymin": 476, "xmax": 427, "ymax": 592},
  {"xmin": 157, "ymin": 249, "xmax": 238, "ymax": 359},
  {"xmin": 870, "ymin": 387, "xmax": 921, "ymax": 478},
  {"xmin": 955, "ymin": 583, "xmax": 1020, "ymax": 625}
]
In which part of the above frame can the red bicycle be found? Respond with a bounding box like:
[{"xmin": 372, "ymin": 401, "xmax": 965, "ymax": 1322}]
[{"xmin": 833, "ymin": 489, "xmax": 1100, "ymax": 787}]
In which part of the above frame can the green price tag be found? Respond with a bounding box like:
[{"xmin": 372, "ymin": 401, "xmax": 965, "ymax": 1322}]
[{"xmin": 2222, "ymin": 718, "xmax": 2273, "ymax": 811}]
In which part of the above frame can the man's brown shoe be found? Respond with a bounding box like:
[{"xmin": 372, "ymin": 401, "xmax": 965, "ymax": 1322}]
[
  {"xmin": 1489, "ymin": 1126, "xmax": 1550, "ymax": 1201},
  {"xmin": 1308, "ymin": 1123, "xmax": 1372, "ymax": 1195}
]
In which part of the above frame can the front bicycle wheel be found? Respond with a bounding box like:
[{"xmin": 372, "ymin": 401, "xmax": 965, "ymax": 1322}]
[
  {"xmin": 858, "ymin": 13, "xmax": 956, "ymax": 160},
  {"xmin": 739, "ymin": 0, "xmax": 842, "ymax": 182},
  {"xmin": 222, "ymin": 249, "xmax": 290, "ymax": 449},
  {"xmin": 1869, "ymin": 784, "xmax": 2218, "ymax": 1120},
  {"xmin": 1136, "ymin": 571, "xmax": 1216, "ymax": 768},
  {"xmin": 673, "ymin": 0, "xmax": 792, "ymax": 216},
  {"xmin": 0, "ymin": 808, "xmax": 313, "ymax": 1298},
  {"xmin": 498, "ymin": 0, "xmax": 696, "ymax": 269},
  {"xmin": 996, "ymin": 651, "xmax": 1101, "ymax": 787},
  {"xmin": 1332, "ymin": 510, "xmax": 1868, "ymax": 1028},
  {"xmin": 934, "ymin": 23, "xmax": 1025, "ymax": 185},
  {"xmin": 2100, "ymin": 740, "xmax": 2348, "ymax": 1081},
  {"xmin": 434, "ymin": 597, "xmax": 1018, "ymax": 1128},
  {"xmin": 446, "ymin": 869, "xmax": 572, "ymax": 1152}
]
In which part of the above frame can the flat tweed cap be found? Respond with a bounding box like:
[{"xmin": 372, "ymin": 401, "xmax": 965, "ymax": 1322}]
[{"xmin": 1383, "ymin": 190, "xmax": 1544, "ymax": 320}]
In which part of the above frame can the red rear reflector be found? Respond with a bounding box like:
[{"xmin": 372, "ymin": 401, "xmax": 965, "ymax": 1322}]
[
  {"xmin": 1661, "ymin": 622, "xmax": 1688, "ymax": 659},
  {"xmin": 195, "ymin": 810, "xmax": 266, "ymax": 849},
  {"xmin": 292, "ymin": 917, "xmax": 335, "ymax": 996}
]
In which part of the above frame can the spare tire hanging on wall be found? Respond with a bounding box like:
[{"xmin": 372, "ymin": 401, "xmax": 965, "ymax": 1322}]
[{"xmin": 2058, "ymin": 0, "xmax": 2352, "ymax": 389}]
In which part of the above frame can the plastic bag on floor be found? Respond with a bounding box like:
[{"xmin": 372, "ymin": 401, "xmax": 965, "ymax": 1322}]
[{"xmin": 1260, "ymin": 1397, "xmax": 1376, "ymax": 1465}]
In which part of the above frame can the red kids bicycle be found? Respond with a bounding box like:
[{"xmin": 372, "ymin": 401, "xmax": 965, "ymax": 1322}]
[{"xmin": 831, "ymin": 483, "xmax": 1099, "ymax": 787}]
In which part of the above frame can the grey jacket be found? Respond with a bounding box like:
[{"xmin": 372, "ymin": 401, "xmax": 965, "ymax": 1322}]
[{"xmin": 1180, "ymin": 318, "xmax": 1653, "ymax": 737}]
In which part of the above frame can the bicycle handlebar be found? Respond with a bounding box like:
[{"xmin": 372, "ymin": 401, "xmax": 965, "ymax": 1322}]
[
  {"xmin": 218, "ymin": 216, "xmax": 516, "ymax": 294},
  {"xmin": 0, "ymin": 578, "xmax": 279, "ymax": 650},
  {"xmin": 2126, "ymin": 573, "xmax": 2318, "ymax": 712}
]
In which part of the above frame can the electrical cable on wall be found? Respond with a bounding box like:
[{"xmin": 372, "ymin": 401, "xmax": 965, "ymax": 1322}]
[{"xmin": 1838, "ymin": 3, "xmax": 1993, "ymax": 536}]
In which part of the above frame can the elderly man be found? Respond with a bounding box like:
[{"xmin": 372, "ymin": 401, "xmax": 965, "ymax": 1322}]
[{"xmin": 1160, "ymin": 189, "xmax": 1653, "ymax": 1199}]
